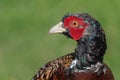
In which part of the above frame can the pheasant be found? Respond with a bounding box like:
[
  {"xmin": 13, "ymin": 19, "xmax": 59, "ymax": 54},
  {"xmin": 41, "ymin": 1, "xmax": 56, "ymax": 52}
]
[{"xmin": 32, "ymin": 13, "xmax": 114, "ymax": 80}]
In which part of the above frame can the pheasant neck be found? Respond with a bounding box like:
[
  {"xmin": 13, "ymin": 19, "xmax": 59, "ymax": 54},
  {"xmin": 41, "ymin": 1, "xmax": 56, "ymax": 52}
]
[{"xmin": 74, "ymin": 34, "xmax": 107, "ymax": 69}]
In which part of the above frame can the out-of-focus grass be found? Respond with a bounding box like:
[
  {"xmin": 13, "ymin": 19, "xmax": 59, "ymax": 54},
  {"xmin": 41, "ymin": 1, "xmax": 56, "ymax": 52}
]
[{"xmin": 0, "ymin": 0, "xmax": 120, "ymax": 80}]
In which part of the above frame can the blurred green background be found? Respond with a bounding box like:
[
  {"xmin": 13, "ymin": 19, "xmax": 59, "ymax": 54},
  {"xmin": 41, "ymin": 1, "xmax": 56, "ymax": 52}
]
[{"xmin": 0, "ymin": 0, "xmax": 120, "ymax": 80}]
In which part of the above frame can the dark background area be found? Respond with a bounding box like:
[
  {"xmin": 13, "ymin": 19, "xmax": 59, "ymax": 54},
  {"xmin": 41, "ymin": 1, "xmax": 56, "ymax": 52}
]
[{"xmin": 0, "ymin": 0, "xmax": 120, "ymax": 80}]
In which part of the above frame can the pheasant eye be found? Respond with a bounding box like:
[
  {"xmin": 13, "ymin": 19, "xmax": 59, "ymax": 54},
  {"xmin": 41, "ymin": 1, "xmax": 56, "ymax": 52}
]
[
  {"xmin": 71, "ymin": 20, "xmax": 79, "ymax": 27},
  {"xmin": 73, "ymin": 22, "xmax": 77, "ymax": 25}
]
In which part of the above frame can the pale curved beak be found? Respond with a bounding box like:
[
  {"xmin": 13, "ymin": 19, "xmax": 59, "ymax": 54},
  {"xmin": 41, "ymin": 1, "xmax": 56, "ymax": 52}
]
[{"xmin": 49, "ymin": 22, "xmax": 67, "ymax": 34}]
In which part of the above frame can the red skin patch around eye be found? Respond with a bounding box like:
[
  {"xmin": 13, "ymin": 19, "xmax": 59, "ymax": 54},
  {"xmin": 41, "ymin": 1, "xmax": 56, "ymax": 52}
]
[{"xmin": 64, "ymin": 16, "xmax": 88, "ymax": 40}]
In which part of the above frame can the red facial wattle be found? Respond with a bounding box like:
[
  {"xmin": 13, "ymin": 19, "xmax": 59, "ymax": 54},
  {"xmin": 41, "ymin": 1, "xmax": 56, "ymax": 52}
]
[
  {"xmin": 63, "ymin": 16, "xmax": 88, "ymax": 40},
  {"xmin": 69, "ymin": 27, "xmax": 85, "ymax": 40}
]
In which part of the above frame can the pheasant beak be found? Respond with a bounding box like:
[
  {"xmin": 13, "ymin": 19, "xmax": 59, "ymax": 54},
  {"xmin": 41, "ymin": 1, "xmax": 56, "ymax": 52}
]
[{"xmin": 49, "ymin": 22, "xmax": 67, "ymax": 34}]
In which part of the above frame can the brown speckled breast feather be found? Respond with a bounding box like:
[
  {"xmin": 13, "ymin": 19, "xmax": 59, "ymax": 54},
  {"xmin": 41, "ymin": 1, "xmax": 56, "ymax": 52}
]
[{"xmin": 32, "ymin": 53, "xmax": 75, "ymax": 80}]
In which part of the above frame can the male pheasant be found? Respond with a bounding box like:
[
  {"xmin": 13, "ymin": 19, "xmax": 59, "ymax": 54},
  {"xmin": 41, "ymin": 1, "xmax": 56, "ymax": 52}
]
[{"xmin": 32, "ymin": 13, "xmax": 114, "ymax": 80}]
